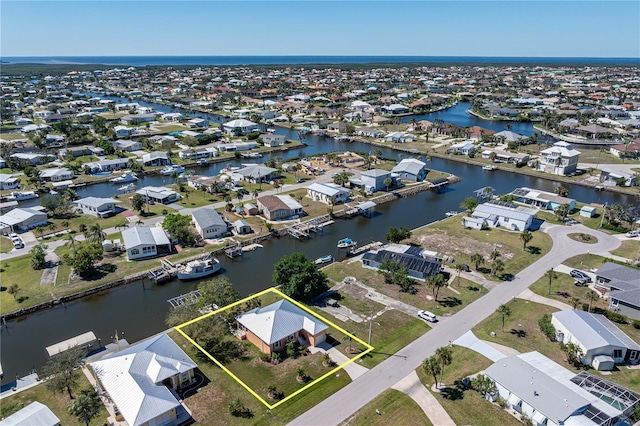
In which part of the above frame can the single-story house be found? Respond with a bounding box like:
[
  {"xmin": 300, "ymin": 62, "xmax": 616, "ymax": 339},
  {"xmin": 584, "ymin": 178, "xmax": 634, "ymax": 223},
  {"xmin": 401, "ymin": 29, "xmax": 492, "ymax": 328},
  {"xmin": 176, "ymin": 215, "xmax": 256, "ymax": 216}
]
[
  {"xmin": 39, "ymin": 167, "xmax": 74, "ymax": 182},
  {"xmin": 85, "ymin": 158, "xmax": 129, "ymax": 173},
  {"xmin": 121, "ymin": 226, "xmax": 172, "ymax": 261},
  {"xmin": 509, "ymin": 187, "xmax": 576, "ymax": 211},
  {"xmin": 0, "ymin": 174, "xmax": 20, "ymax": 190},
  {"xmin": 113, "ymin": 139, "xmax": 143, "ymax": 152},
  {"xmin": 120, "ymin": 114, "xmax": 156, "ymax": 125},
  {"xmin": 481, "ymin": 149, "xmax": 529, "ymax": 164},
  {"xmin": 600, "ymin": 169, "xmax": 637, "ymax": 187},
  {"xmin": 383, "ymin": 131, "xmax": 415, "ymax": 143},
  {"xmin": 257, "ymin": 194, "xmax": 303, "ymax": 220},
  {"xmin": 222, "ymin": 118, "xmax": 259, "ymax": 135},
  {"xmin": 362, "ymin": 245, "xmax": 442, "ymax": 281},
  {"xmin": 90, "ymin": 333, "xmax": 197, "ymax": 426},
  {"xmin": 355, "ymin": 127, "xmax": 384, "ymax": 138},
  {"xmin": 74, "ymin": 197, "xmax": 121, "ymax": 218},
  {"xmin": 594, "ymin": 262, "xmax": 640, "ymax": 320},
  {"xmin": 381, "ymin": 104, "xmax": 410, "ymax": 115},
  {"xmin": 493, "ymin": 130, "xmax": 526, "ymax": 143},
  {"xmin": 178, "ymin": 147, "xmax": 218, "ymax": 160},
  {"xmin": 114, "ymin": 126, "xmax": 134, "ymax": 138},
  {"xmin": 191, "ymin": 207, "xmax": 228, "ymax": 239},
  {"xmin": 216, "ymin": 141, "xmax": 258, "ymax": 153},
  {"xmin": 186, "ymin": 174, "xmax": 218, "ymax": 190},
  {"xmin": 0, "ymin": 207, "xmax": 48, "ymax": 233},
  {"xmin": 0, "ymin": 401, "xmax": 60, "ymax": 426},
  {"xmin": 446, "ymin": 142, "xmax": 476, "ymax": 155},
  {"xmin": 306, "ymin": 182, "xmax": 350, "ymax": 205},
  {"xmin": 260, "ymin": 134, "xmax": 286, "ymax": 147},
  {"xmin": 551, "ymin": 309, "xmax": 640, "ymax": 370},
  {"xmin": 391, "ymin": 158, "xmax": 427, "ymax": 182},
  {"xmin": 463, "ymin": 201, "xmax": 536, "ymax": 231},
  {"xmin": 136, "ymin": 186, "xmax": 180, "ymax": 205},
  {"xmin": 236, "ymin": 299, "xmax": 328, "ymax": 356},
  {"xmin": 10, "ymin": 153, "xmax": 53, "ymax": 165},
  {"xmin": 187, "ymin": 118, "xmax": 208, "ymax": 128},
  {"xmin": 485, "ymin": 351, "xmax": 638, "ymax": 426},
  {"xmin": 233, "ymin": 219, "xmax": 252, "ymax": 235},
  {"xmin": 232, "ymin": 164, "xmax": 279, "ymax": 183},
  {"xmin": 609, "ymin": 141, "xmax": 640, "ymax": 160},
  {"xmin": 142, "ymin": 151, "xmax": 170, "ymax": 167}
]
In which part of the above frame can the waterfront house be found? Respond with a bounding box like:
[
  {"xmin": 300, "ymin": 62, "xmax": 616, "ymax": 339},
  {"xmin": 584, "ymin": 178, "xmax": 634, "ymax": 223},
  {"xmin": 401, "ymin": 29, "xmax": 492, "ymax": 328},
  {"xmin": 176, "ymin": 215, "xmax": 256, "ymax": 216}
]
[
  {"xmin": 216, "ymin": 141, "xmax": 258, "ymax": 153},
  {"xmin": 481, "ymin": 149, "xmax": 529, "ymax": 165},
  {"xmin": 306, "ymin": 182, "xmax": 350, "ymax": 205},
  {"xmin": 142, "ymin": 151, "xmax": 170, "ymax": 167},
  {"xmin": 191, "ymin": 207, "xmax": 229, "ymax": 239},
  {"xmin": 121, "ymin": 226, "xmax": 172, "ymax": 260},
  {"xmin": 113, "ymin": 139, "xmax": 143, "ymax": 152},
  {"xmin": 355, "ymin": 127, "xmax": 384, "ymax": 138},
  {"xmin": 39, "ymin": 167, "xmax": 74, "ymax": 182},
  {"xmin": 260, "ymin": 133, "xmax": 286, "ymax": 147},
  {"xmin": 114, "ymin": 126, "xmax": 134, "ymax": 138},
  {"xmin": 187, "ymin": 117, "xmax": 209, "ymax": 128},
  {"xmin": 120, "ymin": 114, "xmax": 156, "ymax": 125},
  {"xmin": 0, "ymin": 207, "xmax": 48, "ymax": 233},
  {"xmin": 235, "ymin": 299, "xmax": 328, "ymax": 356},
  {"xmin": 222, "ymin": 118, "xmax": 259, "ymax": 135},
  {"xmin": 381, "ymin": 104, "xmax": 410, "ymax": 116},
  {"xmin": 446, "ymin": 142, "xmax": 476, "ymax": 155},
  {"xmin": 135, "ymin": 186, "xmax": 180, "ymax": 204},
  {"xmin": 186, "ymin": 174, "xmax": 218, "ymax": 191},
  {"xmin": 537, "ymin": 142, "xmax": 581, "ymax": 176},
  {"xmin": 599, "ymin": 169, "xmax": 637, "ymax": 187},
  {"xmin": 362, "ymin": 245, "xmax": 442, "ymax": 281},
  {"xmin": 0, "ymin": 174, "xmax": 20, "ymax": 190},
  {"xmin": 485, "ymin": 351, "xmax": 638, "ymax": 426},
  {"xmin": 494, "ymin": 130, "xmax": 526, "ymax": 143},
  {"xmin": 232, "ymin": 164, "xmax": 279, "ymax": 183},
  {"xmin": 463, "ymin": 201, "xmax": 536, "ymax": 231},
  {"xmin": 359, "ymin": 168, "xmax": 394, "ymax": 193},
  {"xmin": 257, "ymin": 194, "xmax": 303, "ymax": 220},
  {"xmin": 74, "ymin": 197, "xmax": 121, "ymax": 218},
  {"xmin": 90, "ymin": 333, "xmax": 197, "ymax": 426},
  {"xmin": 233, "ymin": 219, "xmax": 252, "ymax": 235},
  {"xmin": 509, "ymin": 187, "xmax": 576, "ymax": 211},
  {"xmin": 178, "ymin": 146, "xmax": 218, "ymax": 160},
  {"xmin": 383, "ymin": 132, "xmax": 415, "ymax": 143},
  {"xmin": 391, "ymin": 158, "xmax": 427, "ymax": 182},
  {"xmin": 85, "ymin": 158, "xmax": 129, "ymax": 173},
  {"xmin": 551, "ymin": 309, "xmax": 640, "ymax": 370},
  {"xmin": 0, "ymin": 401, "xmax": 60, "ymax": 426}
]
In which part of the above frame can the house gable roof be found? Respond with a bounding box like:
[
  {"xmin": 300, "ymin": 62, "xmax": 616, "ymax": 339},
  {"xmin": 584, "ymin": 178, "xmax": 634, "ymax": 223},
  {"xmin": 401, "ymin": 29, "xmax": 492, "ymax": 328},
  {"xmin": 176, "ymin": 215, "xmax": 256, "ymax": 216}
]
[{"xmin": 552, "ymin": 309, "xmax": 640, "ymax": 351}]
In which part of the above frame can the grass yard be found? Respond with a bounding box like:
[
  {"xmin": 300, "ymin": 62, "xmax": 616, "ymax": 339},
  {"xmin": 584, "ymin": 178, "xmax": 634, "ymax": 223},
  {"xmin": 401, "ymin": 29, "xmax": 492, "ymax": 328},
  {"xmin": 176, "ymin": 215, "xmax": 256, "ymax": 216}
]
[
  {"xmin": 340, "ymin": 389, "xmax": 432, "ymax": 426},
  {"xmin": 411, "ymin": 215, "xmax": 552, "ymax": 282},
  {"xmin": 169, "ymin": 331, "xmax": 352, "ymax": 425},
  {"xmin": 0, "ymin": 132, "xmax": 27, "ymax": 141},
  {"xmin": 578, "ymin": 149, "xmax": 640, "ymax": 165},
  {"xmin": 0, "ymin": 254, "xmax": 44, "ymax": 313},
  {"xmin": 414, "ymin": 346, "xmax": 520, "ymax": 426},
  {"xmin": 562, "ymin": 254, "xmax": 638, "ymax": 271},
  {"xmin": 0, "ymin": 235, "xmax": 14, "ymax": 253},
  {"xmin": 529, "ymin": 273, "xmax": 608, "ymax": 311},
  {"xmin": 611, "ymin": 240, "xmax": 640, "ymax": 260},
  {"xmin": 0, "ymin": 375, "xmax": 109, "ymax": 426},
  {"xmin": 472, "ymin": 299, "xmax": 567, "ymax": 366}
]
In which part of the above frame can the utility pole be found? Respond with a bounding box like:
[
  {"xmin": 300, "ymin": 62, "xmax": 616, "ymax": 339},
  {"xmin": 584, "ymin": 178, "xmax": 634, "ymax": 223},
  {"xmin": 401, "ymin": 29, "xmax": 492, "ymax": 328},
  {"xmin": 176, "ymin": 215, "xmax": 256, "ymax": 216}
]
[
  {"xmin": 600, "ymin": 202, "xmax": 607, "ymax": 229},
  {"xmin": 368, "ymin": 308, "xmax": 373, "ymax": 345}
]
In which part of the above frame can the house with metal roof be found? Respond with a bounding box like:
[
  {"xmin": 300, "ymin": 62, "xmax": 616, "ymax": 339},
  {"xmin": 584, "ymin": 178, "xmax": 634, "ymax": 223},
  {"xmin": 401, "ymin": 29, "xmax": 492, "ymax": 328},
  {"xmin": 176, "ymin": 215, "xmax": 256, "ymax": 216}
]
[
  {"xmin": 235, "ymin": 299, "xmax": 328, "ymax": 356},
  {"xmin": 306, "ymin": 182, "xmax": 350, "ymax": 205},
  {"xmin": 0, "ymin": 207, "xmax": 48, "ymax": 233},
  {"xmin": 359, "ymin": 168, "xmax": 394, "ymax": 193},
  {"xmin": 391, "ymin": 158, "xmax": 428, "ymax": 182},
  {"xmin": 142, "ymin": 151, "xmax": 170, "ymax": 167},
  {"xmin": 361, "ymin": 245, "xmax": 442, "ymax": 281},
  {"xmin": 551, "ymin": 309, "xmax": 640, "ymax": 370},
  {"xmin": 594, "ymin": 262, "xmax": 640, "ymax": 320},
  {"xmin": 463, "ymin": 201, "xmax": 536, "ymax": 231},
  {"xmin": 121, "ymin": 226, "xmax": 172, "ymax": 260},
  {"xmin": 74, "ymin": 197, "xmax": 121, "ymax": 218},
  {"xmin": 0, "ymin": 174, "xmax": 20, "ymax": 190},
  {"xmin": 135, "ymin": 186, "xmax": 180, "ymax": 204},
  {"xmin": 222, "ymin": 118, "xmax": 259, "ymax": 135},
  {"xmin": 0, "ymin": 401, "xmax": 60, "ymax": 426},
  {"xmin": 509, "ymin": 187, "xmax": 576, "ymax": 211},
  {"xmin": 191, "ymin": 207, "xmax": 228, "ymax": 239},
  {"xmin": 90, "ymin": 333, "xmax": 197, "ymax": 426},
  {"xmin": 485, "ymin": 351, "xmax": 639, "ymax": 426},
  {"xmin": 537, "ymin": 142, "xmax": 581, "ymax": 176},
  {"xmin": 39, "ymin": 167, "xmax": 74, "ymax": 182},
  {"xmin": 231, "ymin": 164, "xmax": 279, "ymax": 183}
]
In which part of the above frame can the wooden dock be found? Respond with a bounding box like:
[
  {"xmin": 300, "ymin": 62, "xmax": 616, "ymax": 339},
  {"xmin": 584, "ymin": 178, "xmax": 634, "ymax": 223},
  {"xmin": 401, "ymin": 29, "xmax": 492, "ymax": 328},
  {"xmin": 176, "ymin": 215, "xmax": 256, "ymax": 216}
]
[
  {"xmin": 347, "ymin": 241, "xmax": 383, "ymax": 257},
  {"xmin": 225, "ymin": 244, "xmax": 243, "ymax": 258},
  {"xmin": 167, "ymin": 290, "xmax": 202, "ymax": 309},
  {"xmin": 285, "ymin": 214, "xmax": 333, "ymax": 239}
]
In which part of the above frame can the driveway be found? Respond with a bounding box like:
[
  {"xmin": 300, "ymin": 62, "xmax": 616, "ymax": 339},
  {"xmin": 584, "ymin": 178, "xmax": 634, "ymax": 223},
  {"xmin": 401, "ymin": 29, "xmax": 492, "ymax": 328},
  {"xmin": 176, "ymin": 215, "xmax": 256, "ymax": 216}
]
[{"xmin": 289, "ymin": 224, "xmax": 620, "ymax": 425}]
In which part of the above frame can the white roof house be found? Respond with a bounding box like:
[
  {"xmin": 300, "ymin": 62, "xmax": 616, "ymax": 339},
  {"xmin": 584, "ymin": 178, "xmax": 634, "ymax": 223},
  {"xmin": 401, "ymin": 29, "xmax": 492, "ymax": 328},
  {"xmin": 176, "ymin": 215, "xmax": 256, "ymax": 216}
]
[
  {"xmin": 551, "ymin": 309, "xmax": 640, "ymax": 369},
  {"xmin": 306, "ymin": 182, "xmax": 350, "ymax": 205},
  {"xmin": 39, "ymin": 167, "xmax": 74, "ymax": 182},
  {"xmin": 136, "ymin": 186, "xmax": 180, "ymax": 204},
  {"xmin": 538, "ymin": 142, "xmax": 581, "ymax": 176},
  {"xmin": 391, "ymin": 158, "xmax": 427, "ymax": 182},
  {"xmin": 121, "ymin": 226, "xmax": 171, "ymax": 260},
  {"xmin": 0, "ymin": 207, "xmax": 48, "ymax": 232},
  {"xmin": 0, "ymin": 401, "xmax": 60, "ymax": 426},
  {"xmin": 91, "ymin": 334, "xmax": 197, "ymax": 426},
  {"xmin": 222, "ymin": 118, "xmax": 259, "ymax": 135},
  {"xmin": 74, "ymin": 197, "xmax": 121, "ymax": 218},
  {"xmin": 0, "ymin": 174, "xmax": 20, "ymax": 190},
  {"xmin": 236, "ymin": 299, "xmax": 328, "ymax": 355},
  {"xmin": 463, "ymin": 201, "xmax": 536, "ymax": 231}
]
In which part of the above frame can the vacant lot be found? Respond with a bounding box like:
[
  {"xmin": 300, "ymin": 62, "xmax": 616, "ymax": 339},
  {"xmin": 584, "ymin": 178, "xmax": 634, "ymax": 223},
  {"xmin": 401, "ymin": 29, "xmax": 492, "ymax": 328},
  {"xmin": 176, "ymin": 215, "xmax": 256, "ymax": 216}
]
[{"xmin": 340, "ymin": 389, "xmax": 432, "ymax": 426}]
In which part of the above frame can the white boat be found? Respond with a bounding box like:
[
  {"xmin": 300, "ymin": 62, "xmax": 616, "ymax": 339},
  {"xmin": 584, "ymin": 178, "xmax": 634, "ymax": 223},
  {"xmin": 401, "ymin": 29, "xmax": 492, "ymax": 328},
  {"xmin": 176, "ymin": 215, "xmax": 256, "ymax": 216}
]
[
  {"xmin": 337, "ymin": 238, "xmax": 357, "ymax": 249},
  {"xmin": 118, "ymin": 183, "xmax": 137, "ymax": 192},
  {"xmin": 267, "ymin": 128, "xmax": 276, "ymax": 133},
  {"xmin": 176, "ymin": 258, "xmax": 221, "ymax": 280},
  {"xmin": 198, "ymin": 159, "xmax": 209, "ymax": 166},
  {"xmin": 240, "ymin": 152, "xmax": 263, "ymax": 158},
  {"xmin": 315, "ymin": 255, "xmax": 334, "ymax": 265},
  {"xmin": 445, "ymin": 211, "xmax": 460, "ymax": 217},
  {"xmin": 110, "ymin": 172, "xmax": 138, "ymax": 183},
  {"xmin": 160, "ymin": 165, "xmax": 185, "ymax": 176},
  {"xmin": 10, "ymin": 191, "xmax": 39, "ymax": 201},
  {"xmin": 482, "ymin": 165, "xmax": 497, "ymax": 171}
]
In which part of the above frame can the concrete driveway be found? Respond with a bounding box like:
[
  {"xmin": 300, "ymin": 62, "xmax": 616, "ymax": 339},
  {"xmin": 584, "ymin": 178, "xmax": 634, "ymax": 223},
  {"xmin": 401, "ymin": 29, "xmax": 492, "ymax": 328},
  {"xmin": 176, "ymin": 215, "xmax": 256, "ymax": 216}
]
[{"xmin": 289, "ymin": 224, "xmax": 620, "ymax": 425}]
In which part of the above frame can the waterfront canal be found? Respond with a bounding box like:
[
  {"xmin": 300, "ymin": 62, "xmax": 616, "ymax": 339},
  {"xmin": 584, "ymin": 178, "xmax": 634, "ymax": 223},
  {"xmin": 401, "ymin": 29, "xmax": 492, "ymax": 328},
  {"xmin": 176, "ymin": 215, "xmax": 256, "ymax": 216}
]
[{"xmin": 1, "ymin": 97, "xmax": 636, "ymax": 380}]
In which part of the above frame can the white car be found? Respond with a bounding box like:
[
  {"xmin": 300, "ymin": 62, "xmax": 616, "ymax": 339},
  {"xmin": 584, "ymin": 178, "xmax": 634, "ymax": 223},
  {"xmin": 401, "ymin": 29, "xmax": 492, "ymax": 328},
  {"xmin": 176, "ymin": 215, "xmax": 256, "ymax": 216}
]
[
  {"xmin": 417, "ymin": 310, "xmax": 438, "ymax": 323},
  {"xmin": 625, "ymin": 231, "xmax": 638, "ymax": 238}
]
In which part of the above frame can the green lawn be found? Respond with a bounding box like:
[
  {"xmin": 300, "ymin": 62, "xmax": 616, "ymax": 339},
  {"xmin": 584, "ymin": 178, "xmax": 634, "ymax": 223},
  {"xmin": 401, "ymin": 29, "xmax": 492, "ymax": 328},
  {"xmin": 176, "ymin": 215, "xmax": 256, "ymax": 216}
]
[
  {"xmin": 169, "ymin": 331, "xmax": 352, "ymax": 425},
  {"xmin": 0, "ymin": 235, "xmax": 14, "ymax": 253},
  {"xmin": 611, "ymin": 240, "xmax": 640, "ymax": 260},
  {"xmin": 529, "ymin": 273, "xmax": 608, "ymax": 311},
  {"xmin": 414, "ymin": 346, "xmax": 520, "ymax": 426},
  {"xmin": 340, "ymin": 389, "xmax": 432, "ymax": 426},
  {"xmin": 563, "ymin": 254, "xmax": 639, "ymax": 271},
  {"xmin": 577, "ymin": 149, "xmax": 640, "ymax": 165},
  {"xmin": 0, "ymin": 254, "xmax": 44, "ymax": 313},
  {"xmin": 0, "ymin": 132, "xmax": 26, "ymax": 141},
  {"xmin": 0, "ymin": 374, "xmax": 109, "ymax": 425}
]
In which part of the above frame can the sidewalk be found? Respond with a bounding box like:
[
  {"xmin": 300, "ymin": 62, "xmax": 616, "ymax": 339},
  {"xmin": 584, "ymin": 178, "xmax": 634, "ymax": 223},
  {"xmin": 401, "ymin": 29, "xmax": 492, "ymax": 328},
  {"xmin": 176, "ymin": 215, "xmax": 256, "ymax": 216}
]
[
  {"xmin": 392, "ymin": 371, "xmax": 455, "ymax": 426},
  {"xmin": 517, "ymin": 288, "xmax": 572, "ymax": 310}
]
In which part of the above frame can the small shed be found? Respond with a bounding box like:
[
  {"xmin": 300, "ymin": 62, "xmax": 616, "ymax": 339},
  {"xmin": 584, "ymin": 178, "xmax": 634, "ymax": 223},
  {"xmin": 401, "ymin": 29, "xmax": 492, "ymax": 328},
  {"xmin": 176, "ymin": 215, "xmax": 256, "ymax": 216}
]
[
  {"xmin": 592, "ymin": 355, "xmax": 615, "ymax": 371},
  {"xmin": 580, "ymin": 205, "xmax": 597, "ymax": 218},
  {"xmin": 243, "ymin": 203, "xmax": 258, "ymax": 216},
  {"xmin": 234, "ymin": 219, "xmax": 252, "ymax": 235}
]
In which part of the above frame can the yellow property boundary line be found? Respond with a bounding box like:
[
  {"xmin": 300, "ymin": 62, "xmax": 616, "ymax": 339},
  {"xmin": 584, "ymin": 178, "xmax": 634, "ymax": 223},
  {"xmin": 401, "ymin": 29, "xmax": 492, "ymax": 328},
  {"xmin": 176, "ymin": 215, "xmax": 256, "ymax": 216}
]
[{"xmin": 175, "ymin": 287, "xmax": 374, "ymax": 409}]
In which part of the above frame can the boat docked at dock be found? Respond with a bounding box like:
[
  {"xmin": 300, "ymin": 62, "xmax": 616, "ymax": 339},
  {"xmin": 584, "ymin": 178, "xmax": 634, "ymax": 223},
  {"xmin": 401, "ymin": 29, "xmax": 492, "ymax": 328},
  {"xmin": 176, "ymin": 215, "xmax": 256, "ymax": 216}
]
[
  {"xmin": 445, "ymin": 211, "xmax": 460, "ymax": 217},
  {"xmin": 8, "ymin": 191, "xmax": 39, "ymax": 201},
  {"xmin": 482, "ymin": 165, "xmax": 497, "ymax": 171},
  {"xmin": 337, "ymin": 238, "xmax": 357, "ymax": 249},
  {"xmin": 160, "ymin": 164, "xmax": 185, "ymax": 176},
  {"xmin": 315, "ymin": 255, "xmax": 334, "ymax": 265},
  {"xmin": 110, "ymin": 172, "xmax": 138, "ymax": 183},
  {"xmin": 176, "ymin": 258, "xmax": 221, "ymax": 280},
  {"xmin": 118, "ymin": 183, "xmax": 137, "ymax": 192}
]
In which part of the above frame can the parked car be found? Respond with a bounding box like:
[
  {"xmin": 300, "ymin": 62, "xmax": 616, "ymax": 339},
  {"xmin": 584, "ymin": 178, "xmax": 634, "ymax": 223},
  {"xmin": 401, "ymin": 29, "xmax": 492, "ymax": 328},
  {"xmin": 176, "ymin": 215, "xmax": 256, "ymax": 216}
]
[
  {"xmin": 626, "ymin": 231, "xmax": 639, "ymax": 238},
  {"xmin": 417, "ymin": 310, "xmax": 437, "ymax": 323},
  {"xmin": 570, "ymin": 269, "xmax": 592, "ymax": 282},
  {"xmin": 461, "ymin": 264, "xmax": 471, "ymax": 272},
  {"xmin": 574, "ymin": 277, "xmax": 588, "ymax": 287}
]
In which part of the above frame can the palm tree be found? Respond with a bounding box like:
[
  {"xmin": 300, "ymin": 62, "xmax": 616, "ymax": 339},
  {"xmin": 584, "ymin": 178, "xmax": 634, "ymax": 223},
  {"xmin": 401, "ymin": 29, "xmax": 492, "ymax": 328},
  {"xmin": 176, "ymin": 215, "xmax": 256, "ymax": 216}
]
[
  {"xmin": 236, "ymin": 191, "xmax": 244, "ymax": 204},
  {"xmin": 586, "ymin": 290, "xmax": 599, "ymax": 313},
  {"xmin": 520, "ymin": 230, "xmax": 533, "ymax": 250},
  {"xmin": 492, "ymin": 259, "xmax": 505, "ymax": 277},
  {"xmin": 490, "ymin": 247, "xmax": 501, "ymax": 263},
  {"xmin": 546, "ymin": 268, "xmax": 557, "ymax": 295},
  {"xmin": 115, "ymin": 221, "xmax": 129, "ymax": 232},
  {"xmin": 423, "ymin": 356, "xmax": 441, "ymax": 388},
  {"xmin": 427, "ymin": 274, "xmax": 446, "ymax": 301},
  {"xmin": 64, "ymin": 234, "xmax": 76, "ymax": 251},
  {"xmin": 435, "ymin": 346, "xmax": 453, "ymax": 386},
  {"xmin": 497, "ymin": 304, "xmax": 511, "ymax": 332},
  {"xmin": 383, "ymin": 177, "xmax": 392, "ymax": 192},
  {"xmin": 78, "ymin": 224, "xmax": 88, "ymax": 238},
  {"xmin": 470, "ymin": 253, "xmax": 485, "ymax": 271},
  {"xmin": 88, "ymin": 224, "xmax": 105, "ymax": 243},
  {"xmin": 571, "ymin": 297, "xmax": 581, "ymax": 309},
  {"xmin": 454, "ymin": 264, "xmax": 464, "ymax": 287},
  {"xmin": 252, "ymin": 189, "xmax": 259, "ymax": 200}
]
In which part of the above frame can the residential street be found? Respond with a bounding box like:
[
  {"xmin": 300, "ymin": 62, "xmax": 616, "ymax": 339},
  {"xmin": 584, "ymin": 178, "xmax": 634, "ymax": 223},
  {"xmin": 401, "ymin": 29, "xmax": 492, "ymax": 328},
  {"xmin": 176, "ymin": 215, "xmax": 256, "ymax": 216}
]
[{"xmin": 289, "ymin": 224, "xmax": 621, "ymax": 425}]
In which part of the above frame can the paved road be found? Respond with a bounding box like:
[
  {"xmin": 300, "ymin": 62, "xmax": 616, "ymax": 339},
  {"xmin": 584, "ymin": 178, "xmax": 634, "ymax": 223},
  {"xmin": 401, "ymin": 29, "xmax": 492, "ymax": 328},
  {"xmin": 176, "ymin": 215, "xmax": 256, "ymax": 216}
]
[{"xmin": 289, "ymin": 224, "xmax": 620, "ymax": 425}]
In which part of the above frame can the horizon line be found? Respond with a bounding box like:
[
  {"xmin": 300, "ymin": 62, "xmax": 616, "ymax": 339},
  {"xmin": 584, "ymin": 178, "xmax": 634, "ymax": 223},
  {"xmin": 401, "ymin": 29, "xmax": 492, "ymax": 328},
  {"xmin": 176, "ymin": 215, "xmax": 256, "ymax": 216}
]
[{"xmin": 3, "ymin": 54, "xmax": 639, "ymax": 59}]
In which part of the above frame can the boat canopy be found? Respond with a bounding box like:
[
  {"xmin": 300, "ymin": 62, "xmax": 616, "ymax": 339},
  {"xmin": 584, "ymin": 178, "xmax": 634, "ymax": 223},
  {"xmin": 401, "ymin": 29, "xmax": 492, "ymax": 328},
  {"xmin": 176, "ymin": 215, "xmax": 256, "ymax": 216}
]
[{"xmin": 46, "ymin": 331, "xmax": 96, "ymax": 356}]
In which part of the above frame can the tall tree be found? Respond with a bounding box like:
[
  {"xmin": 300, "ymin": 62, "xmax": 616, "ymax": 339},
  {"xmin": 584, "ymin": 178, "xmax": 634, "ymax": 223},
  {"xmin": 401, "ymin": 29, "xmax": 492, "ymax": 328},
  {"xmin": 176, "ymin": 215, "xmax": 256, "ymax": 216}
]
[
  {"xmin": 586, "ymin": 290, "xmax": 599, "ymax": 313},
  {"xmin": 88, "ymin": 223, "xmax": 105, "ymax": 243},
  {"xmin": 131, "ymin": 193, "xmax": 145, "ymax": 214},
  {"xmin": 68, "ymin": 388, "xmax": 102, "ymax": 426},
  {"xmin": 273, "ymin": 252, "xmax": 328, "ymax": 301},
  {"xmin": 470, "ymin": 253, "xmax": 485, "ymax": 271},
  {"xmin": 426, "ymin": 274, "xmax": 446, "ymax": 301},
  {"xmin": 423, "ymin": 356, "xmax": 441, "ymax": 388},
  {"xmin": 497, "ymin": 304, "xmax": 511, "ymax": 332},
  {"xmin": 42, "ymin": 346, "xmax": 86, "ymax": 400},
  {"xmin": 435, "ymin": 346, "xmax": 453, "ymax": 385},
  {"xmin": 546, "ymin": 268, "xmax": 557, "ymax": 295},
  {"xmin": 454, "ymin": 264, "xmax": 464, "ymax": 287},
  {"xmin": 520, "ymin": 230, "xmax": 533, "ymax": 250}
]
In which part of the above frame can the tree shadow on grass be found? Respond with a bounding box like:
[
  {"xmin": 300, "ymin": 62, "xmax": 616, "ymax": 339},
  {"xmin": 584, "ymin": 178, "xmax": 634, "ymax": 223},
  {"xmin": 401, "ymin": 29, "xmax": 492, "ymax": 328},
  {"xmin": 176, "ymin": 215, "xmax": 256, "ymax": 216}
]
[
  {"xmin": 527, "ymin": 246, "xmax": 541, "ymax": 255},
  {"xmin": 83, "ymin": 263, "xmax": 118, "ymax": 281},
  {"xmin": 510, "ymin": 329, "xmax": 527, "ymax": 338},
  {"xmin": 466, "ymin": 285, "xmax": 481, "ymax": 292},
  {"xmin": 439, "ymin": 297, "xmax": 462, "ymax": 308},
  {"xmin": 439, "ymin": 382, "xmax": 465, "ymax": 401}
]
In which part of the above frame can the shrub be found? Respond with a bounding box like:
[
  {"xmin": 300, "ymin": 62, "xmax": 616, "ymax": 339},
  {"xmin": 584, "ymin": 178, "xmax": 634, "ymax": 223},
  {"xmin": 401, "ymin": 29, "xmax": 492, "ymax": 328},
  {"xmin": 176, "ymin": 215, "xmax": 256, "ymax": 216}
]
[
  {"xmin": 633, "ymin": 320, "xmax": 640, "ymax": 330},
  {"xmin": 538, "ymin": 314, "xmax": 557, "ymax": 342},
  {"xmin": 228, "ymin": 398, "xmax": 253, "ymax": 418},
  {"xmin": 259, "ymin": 353, "xmax": 271, "ymax": 363}
]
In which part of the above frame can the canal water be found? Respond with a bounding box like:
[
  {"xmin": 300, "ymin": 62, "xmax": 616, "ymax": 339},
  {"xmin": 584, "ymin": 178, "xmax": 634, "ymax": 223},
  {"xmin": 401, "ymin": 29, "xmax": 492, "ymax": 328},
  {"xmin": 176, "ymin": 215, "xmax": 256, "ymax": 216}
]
[{"xmin": 1, "ymin": 98, "xmax": 635, "ymax": 380}]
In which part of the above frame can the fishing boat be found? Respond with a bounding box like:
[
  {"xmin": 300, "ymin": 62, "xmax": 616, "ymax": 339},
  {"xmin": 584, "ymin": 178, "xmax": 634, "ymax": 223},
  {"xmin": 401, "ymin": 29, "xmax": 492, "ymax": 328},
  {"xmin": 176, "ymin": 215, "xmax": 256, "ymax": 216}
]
[
  {"xmin": 315, "ymin": 255, "xmax": 334, "ymax": 265},
  {"xmin": 110, "ymin": 172, "xmax": 138, "ymax": 183},
  {"xmin": 9, "ymin": 191, "xmax": 39, "ymax": 201},
  {"xmin": 160, "ymin": 164, "xmax": 185, "ymax": 176},
  {"xmin": 240, "ymin": 152, "xmax": 263, "ymax": 159},
  {"xmin": 118, "ymin": 183, "xmax": 137, "ymax": 192},
  {"xmin": 198, "ymin": 159, "xmax": 209, "ymax": 166},
  {"xmin": 177, "ymin": 258, "xmax": 221, "ymax": 280},
  {"xmin": 482, "ymin": 165, "xmax": 497, "ymax": 171},
  {"xmin": 337, "ymin": 238, "xmax": 357, "ymax": 249}
]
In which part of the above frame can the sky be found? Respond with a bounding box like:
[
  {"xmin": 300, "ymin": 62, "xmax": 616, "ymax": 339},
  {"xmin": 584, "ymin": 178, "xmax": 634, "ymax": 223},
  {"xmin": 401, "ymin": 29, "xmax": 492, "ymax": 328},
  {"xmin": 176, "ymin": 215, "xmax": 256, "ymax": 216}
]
[{"xmin": 1, "ymin": 1, "xmax": 639, "ymax": 58}]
